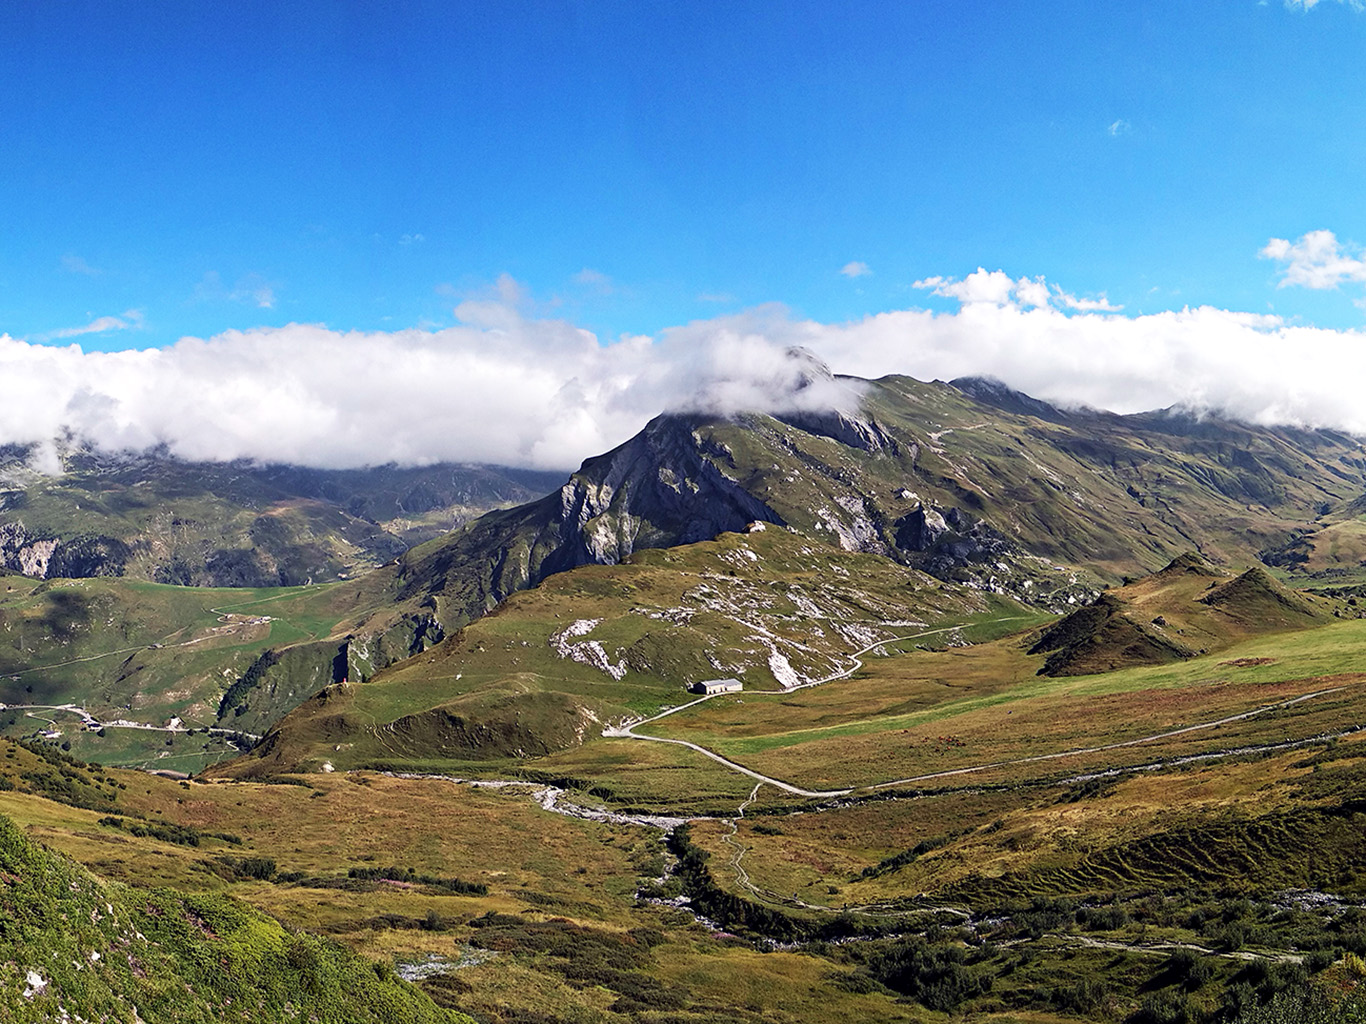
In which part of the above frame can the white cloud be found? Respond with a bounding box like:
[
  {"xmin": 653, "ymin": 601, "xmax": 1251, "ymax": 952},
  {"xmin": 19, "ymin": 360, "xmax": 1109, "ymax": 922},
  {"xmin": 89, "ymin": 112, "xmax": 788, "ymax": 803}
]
[
  {"xmin": 913, "ymin": 268, "xmax": 1119, "ymax": 312},
  {"xmin": 60, "ymin": 254, "xmax": 101, "ymax": 276},
  {"xmin": 1284, "ymin": 0, "xmax": 1364, "ymax": 10},
  {"xmin": 399, "ymin": 233, "xmax": 425, "ymax": 245},
  {"xmin": 33, "ymin": 310, "xmax": 145, "ymax": 342},
  {"xmin": 810, "ymin": 286, "xmax": 1365, "ymax": 432},
  {"xmin": 1261, "ymin": 230, "xmax": 1366, "ymax": 290},
  {"xmin": 840, "ymin": 261, "xmax": 872, "ymax": 278},
  {"xmin": 1054, "ymin": 289, "xmax": 1123, "ymax": 312},
  {"xmin": 914, "ymin": 269, "xmax": 1014, "ymax": 305},
  {"xmin": 0, "ymin": 299, "xmax": 857, "ymax": 472},
  {"xmin": 912, "ymin": 269, "xmax": 1124, "ymax": 314},
  {"xmin": 6, "ymin": 268, "xmax": 1366, "ymax": 473},
  {"xmin": 1108, "ymin": 119, "xmax": 1131, "ymax": 136},
  {"xmin": 195, "ymin": 271, "xmax": 278, "ymax": 309}
]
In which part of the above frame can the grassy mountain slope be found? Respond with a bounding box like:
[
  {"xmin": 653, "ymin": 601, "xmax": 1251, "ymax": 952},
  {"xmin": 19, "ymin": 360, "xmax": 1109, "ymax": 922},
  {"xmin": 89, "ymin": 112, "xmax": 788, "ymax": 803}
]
[
  {"xmin": 0, "ymin": 443, "xmax": 562, "ymax": 587},
  {"xmin": 0, "ymin": 567, "xmax": 438, "ymax": 771},
  {"xmin": 0, "ymin": 810, "xmax": 471, "ymax": 1023},
  {"xmin": 388, "ymin": 374, "xmax": 1366, "ymax": 641},
  {"xmin": 215, "ymin": 526, "xmax": 1042, "ymax": 782},
  {"xmin": 635, "ymin": 579, "xmax": 1354, "ymax": 800}
]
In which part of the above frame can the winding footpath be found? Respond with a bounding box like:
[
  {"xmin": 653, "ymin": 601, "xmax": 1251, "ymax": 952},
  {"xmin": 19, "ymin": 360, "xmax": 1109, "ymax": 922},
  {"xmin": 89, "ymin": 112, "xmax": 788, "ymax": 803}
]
[
  {"xmin": 602, "ymin": 617, "xmax": 1344, "ymax": 801},
  {"xmin": 1, "ymin": 587, "xmax": 328, "ymax": 740},
  {"xmin": 601, "ymin": 620, "xmax": 1015, "ymax": 799}
]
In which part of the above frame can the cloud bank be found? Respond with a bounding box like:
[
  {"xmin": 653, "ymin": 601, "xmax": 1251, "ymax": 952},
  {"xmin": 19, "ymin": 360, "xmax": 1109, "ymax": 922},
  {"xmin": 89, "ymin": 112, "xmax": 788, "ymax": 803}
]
[{"xmin": 5, "ymin": 266, "xmax": 1366, "ymax": 472}]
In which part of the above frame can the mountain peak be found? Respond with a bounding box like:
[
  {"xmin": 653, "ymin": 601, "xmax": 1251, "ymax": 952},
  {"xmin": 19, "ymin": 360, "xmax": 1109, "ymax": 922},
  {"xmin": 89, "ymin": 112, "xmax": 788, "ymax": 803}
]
[
  {"xmin": 1153, "ymin": 551, "xmax": 1221, "ymax": 578},
  {"xmin": 949, "ymin": 376, "xmax": 1072, "ymax": 422}
]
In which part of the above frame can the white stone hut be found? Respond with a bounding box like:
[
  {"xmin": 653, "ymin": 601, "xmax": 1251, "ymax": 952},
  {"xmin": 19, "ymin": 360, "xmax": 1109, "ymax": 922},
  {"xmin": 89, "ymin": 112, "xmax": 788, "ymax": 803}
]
[{"xmin": 693, "ymin": 678, "xmax": 743, "ymax": 695}]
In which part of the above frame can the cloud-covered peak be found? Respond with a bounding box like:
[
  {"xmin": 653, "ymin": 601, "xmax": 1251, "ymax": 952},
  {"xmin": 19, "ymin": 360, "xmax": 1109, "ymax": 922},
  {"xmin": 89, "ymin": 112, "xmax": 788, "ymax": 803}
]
[
  {"xmin": 0, "ymin": 303, "xmax": 861, "ymax": 473},
  {"xmin": 6, "ymin": 264, "xmax": 1366, "ymax": 475}
]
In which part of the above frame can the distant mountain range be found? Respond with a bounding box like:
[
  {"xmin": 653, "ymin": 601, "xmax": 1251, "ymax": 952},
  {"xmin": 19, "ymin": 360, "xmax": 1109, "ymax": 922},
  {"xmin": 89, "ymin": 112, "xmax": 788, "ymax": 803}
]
[{"xmin": 0, "ymin": 442, "xmax": 565, "ymax": 587}]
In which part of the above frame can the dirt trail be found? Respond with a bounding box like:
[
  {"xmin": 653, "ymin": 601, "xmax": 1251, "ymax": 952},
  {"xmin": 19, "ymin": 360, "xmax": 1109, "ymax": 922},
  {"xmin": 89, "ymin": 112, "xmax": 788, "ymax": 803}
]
[
  {"xmin": 605, "ymin": 615, "xmax": 1344, "ymax": 800},
  {"xmin": 868, "ymin": 686, "xmax": 1345, "ymax": 791},
  {"xmin": 602, "ymin": 620, "xmax": 1026, "ymax": 799}
]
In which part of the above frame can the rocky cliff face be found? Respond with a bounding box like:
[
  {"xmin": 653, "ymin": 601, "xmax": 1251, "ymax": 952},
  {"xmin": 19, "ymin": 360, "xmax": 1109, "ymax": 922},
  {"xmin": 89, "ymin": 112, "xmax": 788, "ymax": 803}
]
[
  {"xmin": 554, "ymin": 414, "xmax": 783, "ymax": 564},
  {"xmin": 773, "ymin": 408, "xmax": 899, "ymax": 454},
  {"xmin": 892, "ymin": 504, "xmax": 1013, "ymax": 576},
  {"xmin": 0, "ymin": 523, "xmax": 130, "ymax": 579},
  {"xmin": 396, "ymin": 414, "xmax": 788, "ymax": 630}
]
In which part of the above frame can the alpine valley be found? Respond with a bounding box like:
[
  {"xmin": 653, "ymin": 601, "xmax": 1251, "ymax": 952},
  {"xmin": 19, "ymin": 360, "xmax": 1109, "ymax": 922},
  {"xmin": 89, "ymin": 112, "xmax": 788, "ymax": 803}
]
[{"xmin": 7, "ymin": 369, "xmax": 1366, "ymax": 1024}]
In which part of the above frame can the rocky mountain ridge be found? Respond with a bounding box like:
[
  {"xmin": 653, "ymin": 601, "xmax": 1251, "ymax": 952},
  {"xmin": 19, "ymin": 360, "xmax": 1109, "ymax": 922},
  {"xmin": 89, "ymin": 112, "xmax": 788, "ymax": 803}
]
[
  {"xmin": 385, "ymin": 372, "xmax": 1366, "ymax": 639},
  {"xmin": 0, "ymin": 443, "xmax": 564, "ymax": 587}
]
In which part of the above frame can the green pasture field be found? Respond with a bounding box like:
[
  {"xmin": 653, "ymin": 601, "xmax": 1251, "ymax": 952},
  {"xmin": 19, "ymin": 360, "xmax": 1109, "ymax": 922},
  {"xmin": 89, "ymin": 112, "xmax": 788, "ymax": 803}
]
[
  {"xmin": 0, "ymin": 743, "xmax": 1050, "ymax": 1024},
  {"xmin": 641, "ymin": 617, "xmax": 1366, "ymax": 794},
  {"xmin": 7, "ymin": 721, "xmax": 1366, "ymax": 1023},
  {"xmin": 233, "ymin": 528, "xmax": 1040, "ymax": 786},
  {"xmin": 0, "ymin": 573, "xmax": 401, "ymax": 765}
]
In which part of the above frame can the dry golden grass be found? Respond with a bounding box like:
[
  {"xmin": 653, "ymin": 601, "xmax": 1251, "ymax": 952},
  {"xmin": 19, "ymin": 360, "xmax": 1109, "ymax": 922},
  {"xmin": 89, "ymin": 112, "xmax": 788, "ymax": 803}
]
[
  {"xmin": 685, "ymin": 732, "xmax": 1366, "ymax": 914},
  {"xmin": 641, "ymin": 616, "xmax": 1366, "ymax": 796}
]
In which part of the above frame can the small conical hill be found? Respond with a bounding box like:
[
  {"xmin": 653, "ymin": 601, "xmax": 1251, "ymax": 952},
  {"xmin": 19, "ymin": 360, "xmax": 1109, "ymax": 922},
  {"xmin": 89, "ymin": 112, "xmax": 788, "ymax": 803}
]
[
  {"xmin": 1197, "ymin": 564, "xmax": 1328, "ymax": 627},
  {"xmin": 1028, "ymin": 559, "xmax": 1336, "ymax": 678},
  {"xmin": 1151, "ymin": 551, "xmax": 1223, "ymax": 580},
  {"xmin": 1029, "ymin": 593, "xmax": 1196, "ymax": 677}
]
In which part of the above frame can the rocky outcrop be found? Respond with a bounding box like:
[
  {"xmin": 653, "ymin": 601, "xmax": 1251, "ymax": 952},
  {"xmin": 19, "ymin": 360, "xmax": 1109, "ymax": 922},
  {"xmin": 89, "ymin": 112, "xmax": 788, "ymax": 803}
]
[
  {"xmin": 397, "ymin": 414, "xmax": 786, "ymax": 630},
  {"xmin": 217, "ymin": 612, "xmax": 445, "ymax": 736},
  {"xmin": 892, "ymin": 504, "xmax": 1013, "ymax": 575},
  {"xmin": 0, "ymin": 523, "xmax": 57, "ymax": 577},
  {"xmin": 776, "ymin": 409, "xmax": 898, "ymax": 454},
  {"xmin": 0, "ymin": 522, "xmax": 129, "ymax": 579},
  {"xmin": 556, "ymin": 414, "xmax": 782, "ymax": 561}
]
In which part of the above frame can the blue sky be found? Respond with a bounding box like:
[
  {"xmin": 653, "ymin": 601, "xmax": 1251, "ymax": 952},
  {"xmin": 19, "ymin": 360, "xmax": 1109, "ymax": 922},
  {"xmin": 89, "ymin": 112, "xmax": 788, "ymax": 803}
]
[
  {"xmin": 4, "ymin": 2, "xmax": 1366, "ymax": 470},
  {"xmin": 4, "ymin": 0, "xmax": 1365, "ymax": 353}
]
